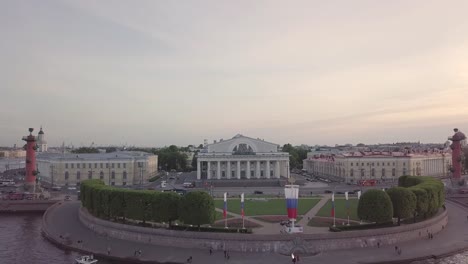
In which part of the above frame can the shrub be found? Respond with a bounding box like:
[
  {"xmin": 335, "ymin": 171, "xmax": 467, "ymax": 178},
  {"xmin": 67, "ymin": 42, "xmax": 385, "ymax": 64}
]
[
  {"xmin": 386, "ymin": 187, "xmax": 416, "ymax": 225},
  {"xmin": 398, "ymin": 176, "xmax": 445, "ymax": 217},
  {"xmin": 357, "ymin": 189, "xmax": 393, "ymax": 223}
]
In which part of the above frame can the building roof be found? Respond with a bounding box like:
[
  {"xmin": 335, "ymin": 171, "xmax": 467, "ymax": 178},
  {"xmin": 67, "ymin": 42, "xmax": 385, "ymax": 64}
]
[{"xmin": 37, "ymin": 151, "xmax": 155, "ymax": 161}]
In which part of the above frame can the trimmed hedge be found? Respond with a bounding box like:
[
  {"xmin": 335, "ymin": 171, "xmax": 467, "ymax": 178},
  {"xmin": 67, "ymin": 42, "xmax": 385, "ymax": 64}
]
[
  {"xmin": 329, "ymin": 221, "xmax": 394, "ymax": 232},
  {"xmin": 169, "ymin": 224, "xmax": 252, "ymax": 233},
  {"xmin": 399, "ymin": 176, "xmax": 445, "ymax": 217},
  {"xmin": 81, "ymin": 180, "xmax": 196, "ymax": 226},
  {"xmin": 357, "ymin": 189, "xmax": 393, "ymax": 223}
]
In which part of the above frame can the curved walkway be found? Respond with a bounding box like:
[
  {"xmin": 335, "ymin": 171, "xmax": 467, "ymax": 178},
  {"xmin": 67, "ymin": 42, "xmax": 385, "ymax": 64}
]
[{"xmin": 43, "ymin": 201, "xmax": 468, "ymax": 264}]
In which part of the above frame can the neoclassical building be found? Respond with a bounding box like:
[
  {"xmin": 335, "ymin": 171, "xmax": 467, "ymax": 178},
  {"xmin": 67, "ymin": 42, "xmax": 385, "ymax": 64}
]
[
  {"xmin": 196, "ymin": 135, "xmax": 290, "ymax": 180},
  {"xmin": 303, "ymin": 151, "xmax": 452, "ymax": 183},
  {"xmin": 37, "ymin": 151, "xmax": 158, "ymax": 186}
]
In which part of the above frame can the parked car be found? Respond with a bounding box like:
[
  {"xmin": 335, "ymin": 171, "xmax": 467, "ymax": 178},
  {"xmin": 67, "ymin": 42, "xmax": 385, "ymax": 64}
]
[
  {"xmin": 324, "ymin": 190, "xmax": 332, "ymax": 194},
  {"xmin": 280, "ymin": 220, "xmax": 290, "ymax": 226},
  {"xmin": 254, "ymin": 190, "xmax": 264, "ymax": 194}
]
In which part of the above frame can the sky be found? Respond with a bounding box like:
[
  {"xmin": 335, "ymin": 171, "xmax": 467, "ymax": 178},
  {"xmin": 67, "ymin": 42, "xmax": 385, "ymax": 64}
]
[{"xmin": 1, "ymin": 0, "xmax": 468, "ymax": 148}]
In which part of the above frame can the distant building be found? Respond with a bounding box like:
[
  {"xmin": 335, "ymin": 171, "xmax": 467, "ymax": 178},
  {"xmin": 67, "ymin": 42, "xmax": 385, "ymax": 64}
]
[
  {"xmin": 196, "ymin": 134, "xmax": 290, "ymax": 180},
  {"xmin": 0, "ymin": 149, "xmax": 26, "ymax": 158},
  {"xmin": 37, "ymin": 127, "xmax": 48, "ymax": 152},
  {"xmin": 37, "ymin": 151, "xmax": 158, "ymax": 187},
  {"xmin": 303, "ymin": 150, "xmax": 451, "ymax": 183}
]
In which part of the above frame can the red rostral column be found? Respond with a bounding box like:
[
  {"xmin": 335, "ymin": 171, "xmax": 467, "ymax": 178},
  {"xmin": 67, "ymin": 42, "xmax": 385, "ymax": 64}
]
[
  {"xmin": 449, "ymin": 128, "xmax": 466, "ymax": 180},
  {"xmin": 22, "ymin": 128, "xmax": 38, "ymax": 189}
]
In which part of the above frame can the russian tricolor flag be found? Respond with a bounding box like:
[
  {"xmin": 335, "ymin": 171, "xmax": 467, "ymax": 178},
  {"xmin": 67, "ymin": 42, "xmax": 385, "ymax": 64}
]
[
  {"xmin": 241, "ymin": 193, "xmax": 244, "ymax": 218},
  {"xmin": 223, "ymin": 192, "xmax": 227, "ymax": 218},
  {"xmin": 331, "ymin": 193, "xmax": 335, "ymax": 217}
]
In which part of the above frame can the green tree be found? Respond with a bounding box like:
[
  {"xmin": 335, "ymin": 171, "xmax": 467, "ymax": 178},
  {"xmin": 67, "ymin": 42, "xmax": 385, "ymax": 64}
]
[
  {"xmin": 386, "ymin": 187, "xmax": 417, "ymax": 225},
  {"xmin": 72, "ymin": 147, "xmax": 99, "ymax": 154},
  {"xmin": 191, "ymin": 151, "xmax": 198, "ymax": 170},
  {"xmin": 178, "ymin": 191, "xmax": 215, "ymax": 229},
  {"xmin": 357, "ymin": 189, "xmax": 393, "ymax": 223},
  {"xmin": 409, "ymin": 187, "xmax": 429, "ymax": 220}
]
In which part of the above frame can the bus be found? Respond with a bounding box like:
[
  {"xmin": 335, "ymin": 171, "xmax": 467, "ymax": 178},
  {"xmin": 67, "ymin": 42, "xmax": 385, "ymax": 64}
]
[
  {"xmin": 0, "ymin": 179, "xmax": 15, "ymax": 187},
  {"xmin": 183, "ymin": 182, "xmax": 194, "ymax": 188},
  {"xmin": 358, "ymin": 179, "xmax": 377, "ymax": 186}
]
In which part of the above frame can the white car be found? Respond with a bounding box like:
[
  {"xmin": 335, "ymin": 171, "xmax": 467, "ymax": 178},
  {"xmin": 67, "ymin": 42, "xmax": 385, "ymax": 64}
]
[{"xmin": 67, "ymin": 187, "xmax": 77, "ymax": 190}]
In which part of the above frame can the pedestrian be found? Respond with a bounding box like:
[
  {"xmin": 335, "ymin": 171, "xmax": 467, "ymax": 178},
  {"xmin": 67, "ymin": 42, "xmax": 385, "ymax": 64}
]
[
  {"xmin": 139, "ymin": 249, "xmax": 142, "ymax": 256},
  {"xmin": 377, "ymin": 242, "xmax": 380, "ymax": 248},
  {"xmin": 224, "ymin": 250, "xmax": 227, "ymax": 258},
  {"xmin": 107, "ymin": 246, "xmax": 111, "ymax": 255},
  {"xmin": 395, "ymin": 246, "xmax": 398, "ymax": 252},
  {"xmin": 296, "ymin": 255, "xmax": 300, "ymax": 262},
  {"xmin": 209, "ymin": 248, "xmax": 212, "ymax": 255}
]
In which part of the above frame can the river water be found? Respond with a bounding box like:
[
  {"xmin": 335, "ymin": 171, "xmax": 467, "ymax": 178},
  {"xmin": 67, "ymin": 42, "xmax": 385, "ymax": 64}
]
[{"xmin": 0, "ymin": 213, "xmax": 466, "ymax": 264}]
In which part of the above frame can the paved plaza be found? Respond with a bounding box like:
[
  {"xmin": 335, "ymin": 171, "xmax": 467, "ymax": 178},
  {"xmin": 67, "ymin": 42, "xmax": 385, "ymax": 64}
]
[{"xmin": 43, "ymin": 198, "xmax": 468, "ymax": 264}]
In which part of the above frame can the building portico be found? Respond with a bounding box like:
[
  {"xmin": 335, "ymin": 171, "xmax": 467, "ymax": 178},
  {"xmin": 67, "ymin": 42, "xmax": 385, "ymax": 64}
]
[{"xmin": 196, "ymin": 134, "xmax": 290, "ymax": 180}]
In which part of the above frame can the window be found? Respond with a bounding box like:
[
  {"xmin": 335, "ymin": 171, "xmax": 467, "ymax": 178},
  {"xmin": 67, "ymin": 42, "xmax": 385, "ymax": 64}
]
[
  {"xmin": 65, "ymin": 163, "xmax": 68, "ymax": 169},
  {"xmin": 377, "ymin": 163, "xmax": 380, "ymax": 166},
  {"xmin": 251, "ymin": 171, "xmax": 255, "ymax": 177},
  {"xmin": 362, "ymin": 163, "xmax": 364, "ymax": 166},
  {"xmin": 403, "ymin": 162, "xmax": 406, "ymax": 166},
  {"xmin": 361, "ymin": 169, "xmax": 365, "ymax": 177},
  {"xmin": 261, "ymin": 171, "xmax": 264, "ymax": 177},
  {"xmin": 231, "ymin": 171, "xmax": 235, "ymax": 177},
  {"xmin": 372, "ymin": 163, "xmax": 374, "ymax": 166},
  {"xmin": 393, "ymin": 162, "xmax": 395, "ymax": 166},
  {"xmin": 351, "ymin": 163, "xmax": 353, "ymax": 166},
  {"xmin": 123, "ymin": 163, "xmax": 126, "ymax": 169},
  {"xmin": 118, "ymin": 163, "xmax": 120, "ymax": 169},
  {"xmin": 100, "ymin": 163, "xmax": 103, "ymax": 169},
  {"xmin": 392, "ymin": 168, "xmax": 396, "ymax": 176},
  {"xmin": 65, "ymin": 171, "xmax": 69, "ymax": 180},
  {"xmin": 94, "ymin": 163, "xmax": 97, "ymax": 169},
  {"xmin": 111, "ymin": 171, "xmax": 115, "ymax": 179},
  {"xmin": 123, "ymin": 171, "xmax": 127, "ymax": 179},
  {"xmin": 222, "ymin": 171, "xmax": 226, "ymax": 177},
  {"xmin": 371, "ymin": 168, "xmax": 375, "ymax": 177},
  {"xmin": 382, "ymin": 169, "xmax": 385, "ymax": 177},
  {"xmin": 403, "ymin": 168, "xmax": 407, "ymax": 175},
  {"xmin": 88, "ymin": 171, "xmax": 92, "ymax": 179},
  {"xmin": 367, "ymin": 163, "xmax": 369, "ymax": 166},
  {"xmin": 77, "ymin": 171, "xmax": 81, "ymax": 180},
  {"xmin": 106, "ymin": 163, "xmax": 109, "ymax": 169},
  {"xmin": 112, "ymin": 163, "xmax": 114, "ymax": 169},
  {"xmin": 123, "ymin": 182, "xmax": 127, "ymax": 186},
  {"xmin": 88, "ymin": 163, "xmax": 91, "ymax": 169},
  {"xmin": 350, "ymin": 169, "xmax": 354, "ymax": 177},
  {"xmin": 388, "ymin": 162, "xmax": 390, "ymax": 166},
  {"xmin": 100, "ymin": 171, "xmax": 104, "ymax": 180},
  {"xmin": 77, "ymin": 163, "xmax": 80, "ymax": 169},
  {"xmin": 83, "ymin": 163, "xmax": 85, "ymax": 169},
  {"xmin": 71, "ymin": 164, "xmax": 74, "ymax": 169}
]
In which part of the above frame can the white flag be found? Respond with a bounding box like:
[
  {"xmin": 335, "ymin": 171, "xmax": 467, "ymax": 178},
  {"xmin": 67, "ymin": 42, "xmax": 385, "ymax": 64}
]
[
  {"xmin": 357, "ymin": 191, "xmax": 361, "ymax": 199},
  {"xmin": 224, "ymin": 192, "xmax": 227, "ymax": 202},
  {"xmin": 241, "ymin": 193, "xmax": 244, "ymax": 203},
  {"xmin": 332, "ymin": 193, "xmax": 335, "ymax": 202},
  {"xmin": 345, "ymin": 192, "xmax": 348, "ymax": 200}
]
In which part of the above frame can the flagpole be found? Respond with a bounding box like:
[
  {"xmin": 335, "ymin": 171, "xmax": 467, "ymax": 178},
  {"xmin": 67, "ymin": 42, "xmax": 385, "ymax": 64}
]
[
  {"xmin": 332, "ymin": 192, "xmax": 336, "ymax": 227},
  {"xmin": 224, "ymin": 192, "xmax": 228, "ymax": 229},
  {"xmin": 241, "ymin": 193, "xmax": 245, "ymax": 229},
  {"xmin": 345, "ymin": 192, "xmax": 350, "ymax": 226}
]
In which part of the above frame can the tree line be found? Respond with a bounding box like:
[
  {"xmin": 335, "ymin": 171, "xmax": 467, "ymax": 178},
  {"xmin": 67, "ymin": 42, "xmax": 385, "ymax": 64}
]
[
  {"xmin": 80, "ymin": 180, "xmax": 214, "ymax": 228},
  {"xmin": 357, "ymin": 176, "xmax": 445, "ymax": 225}
]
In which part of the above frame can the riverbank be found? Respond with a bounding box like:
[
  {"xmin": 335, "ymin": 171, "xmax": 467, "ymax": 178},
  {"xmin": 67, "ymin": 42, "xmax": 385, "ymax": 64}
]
[{"xmin": 42, "ymin": 200, "xmax": 468, "ymax": 264}]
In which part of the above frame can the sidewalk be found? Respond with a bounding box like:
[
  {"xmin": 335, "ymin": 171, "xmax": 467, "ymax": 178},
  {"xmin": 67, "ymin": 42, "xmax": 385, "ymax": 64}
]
[{"xmin": 42, "ymin": 201, "xmax": 468, "ymax": 264}]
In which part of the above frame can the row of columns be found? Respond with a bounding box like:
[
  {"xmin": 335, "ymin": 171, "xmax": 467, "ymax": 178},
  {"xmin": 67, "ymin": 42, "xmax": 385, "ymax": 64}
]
[{"xmin": 197, "ymin": 160, "xmax": 284, "ymax": 180}]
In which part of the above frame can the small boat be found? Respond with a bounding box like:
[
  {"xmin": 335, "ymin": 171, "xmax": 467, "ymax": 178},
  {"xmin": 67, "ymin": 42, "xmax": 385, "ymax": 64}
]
[{"xmin": 75, "ymin": 255, "xmax": 98, "ymax": 264}]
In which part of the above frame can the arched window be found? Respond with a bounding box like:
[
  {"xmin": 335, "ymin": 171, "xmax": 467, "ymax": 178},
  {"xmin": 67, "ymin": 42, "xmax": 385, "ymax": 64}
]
[
  {"xmin": 65, "ymin": 171, "xmax": 69, "ymax": 180},
  {"xmin": 371, "ymin": 168, "xmax": 375, "ymax": 177},
  {"xmin": 123, "ymin": 171, "xmax": 127, "ymax": 179},
  {"xmin": 111, "ymin": 171, "xmax": 115, "ymax": 179},
  {"xmin": 392, "ymin": 168, "xmax": 396, "ymax": 176},
  {"xmin": 100, "ymin": 171, "xmax": 104, "ymax": 180},
  {"xmin": 76, "ymin": 171, "xmax": 81, "ymax": 180},
  {"xmin": 382, "ymin": 169, "xmax": 385, "ymax": 177},
  {"xmin": 88, "ymin": 171, "xmax": 92, "ymax": 179},
  {"xmin": 350, "ymin": 169, "xmax": 354, "ymax": 177}
]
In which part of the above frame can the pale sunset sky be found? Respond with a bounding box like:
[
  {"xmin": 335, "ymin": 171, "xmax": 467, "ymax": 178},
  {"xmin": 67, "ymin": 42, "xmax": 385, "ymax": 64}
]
[{"xmin": 1, "ymin": 0, "xmax": 468, "ymax": 147}]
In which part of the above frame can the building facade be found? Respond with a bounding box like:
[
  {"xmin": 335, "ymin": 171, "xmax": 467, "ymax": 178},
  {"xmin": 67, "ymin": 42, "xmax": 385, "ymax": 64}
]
[
  {"xmin": 37, "ymin": 127, "xmax": 48, "ymax": 152},
  {"xmin": 196, "ymin": 134, "xmax": 290, "ymax": 180},
  {"xmin": 37, "ymin": 151, "xmax": 158, "ymax": 186},
  {"xmin": 303, "ymin": 151, "xmax": 451, "ymax": 183}
]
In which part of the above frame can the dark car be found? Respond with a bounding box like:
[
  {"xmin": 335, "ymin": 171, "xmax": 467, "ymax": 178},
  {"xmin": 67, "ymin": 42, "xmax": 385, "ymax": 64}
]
[
  {"xmin": 280, "ymin": 220, "xmax": 290, "ymax": 226},
  {"xmin": 336, "ymin": 191, "xmax": 344, "ymax": 194},
  {"xmin": 348, "ymin": 191, "xmax": 355, "ymax": 195},
  {"xmin": 254, "ymin": 190, "xmax": 263, "ymax": 194},
  {"xmin": 324, "ymin": 190, "xmax": 332, "ymax": 194}
]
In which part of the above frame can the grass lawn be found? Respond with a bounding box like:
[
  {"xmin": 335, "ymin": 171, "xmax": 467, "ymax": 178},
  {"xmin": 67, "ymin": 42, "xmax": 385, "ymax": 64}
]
[
  {"xmin": 214, "ymin": 198, "xmax": 320, "ymax": 216},
  {"xmin": 316, "ymin": 199, "xmax": 359, "ymax": 221}
]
